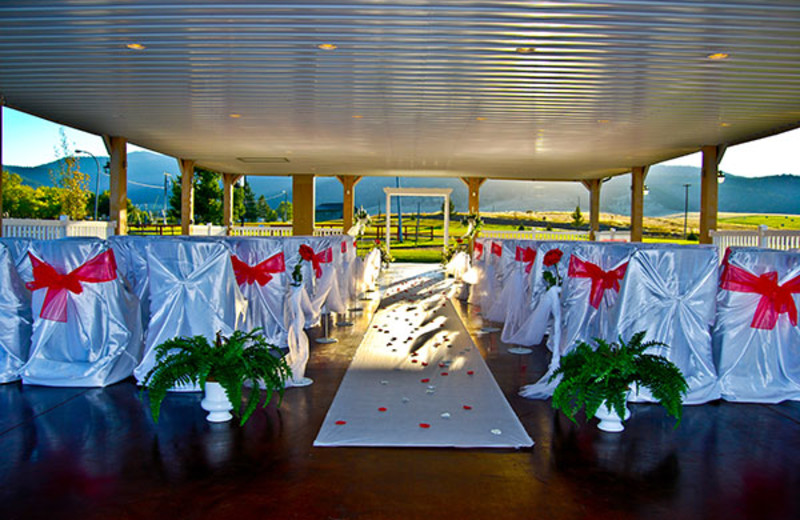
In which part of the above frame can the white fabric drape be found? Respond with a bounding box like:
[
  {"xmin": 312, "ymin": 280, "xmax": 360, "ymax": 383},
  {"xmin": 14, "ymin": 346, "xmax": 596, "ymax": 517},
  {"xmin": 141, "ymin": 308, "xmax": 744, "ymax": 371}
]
[
  {"xmin": 610, "ymin": 245, "xmax": 720, "ymax": 404},
  {"xmin": 22, "ymin": 238, "xmax": 143, "ymax": 387},
  {"xmin": 714, "ymin": 247, "xmax": 800, "ymax": 403},
  {"xmin": 0, "ymin": 242, "xmax": 32, "ymax": 382},
  {"xmin": 134, "ymin": 238, "xmax": 246, "ymax": 389}
]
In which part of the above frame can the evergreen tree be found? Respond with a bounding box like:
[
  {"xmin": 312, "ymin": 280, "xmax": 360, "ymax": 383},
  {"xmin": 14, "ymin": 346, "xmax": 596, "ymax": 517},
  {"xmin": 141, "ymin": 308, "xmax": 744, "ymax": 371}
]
[
  {"xmin": 242, "ymin": 179, "xmax": 258, "ymax": 222},
  {"xmin": 256, "ymin": 195, "xmax": 278, "ymax": 222},
  {"xmin": 277, "ymin": 200, "xmax": 292, "ymax": 222},
  {"xmin": 168, "ymin": 168, "xmax": 223, "ymax": 225},
  {"xmin": 571, "ymin": 204, "xmax": 585, "ymax": 228}
]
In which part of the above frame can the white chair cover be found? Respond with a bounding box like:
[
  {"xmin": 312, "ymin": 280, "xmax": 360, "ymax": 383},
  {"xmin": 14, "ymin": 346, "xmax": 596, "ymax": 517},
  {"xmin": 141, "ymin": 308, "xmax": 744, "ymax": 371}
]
[
  {"xmin": 283, "ymin": 236, "xmax": 337, "ymax": 326},
  {"xmin": 0, "ymin": 242, "xmax": 32, "ymax": 383},
  {"xmin": 0, "ymin": 238, "xmax": 33, "ymax": 278},
  {"xmin": 108, "ymin": 235, "xmax": 152, "ymax": 334},
  {"xmin": 21, "ymin": 238, "xmax": 143, "ymax": 387},
  {"xmin": 225, "ymin": 237, "xmax": 290, "ymax": 347},
  {"xmin": 466, "ymin": 238, "xmax": 487, "ymax": 305},
  {"xmin": 714, "ymin": 247, "xmax": 800, "ymax": 403},
  {"xmin": 445, "ymin": 250, "xmax": 471, "ymax": 280},
  {"xmin": 134, "ymin": 238, "xmax": 246, "ymax": 387},
  {"xmin": 324, "ymin": 235, "xmax": 348, "ymax": 314},
  {"xmin": 502, "ymin": 241, "xmax": 579, "ymax": 347},
  {"xmin": 360, "ymin": 248, "xmax": 382, "ymax": 293},
  {"xmin": 519, "ymin": 242, "xmax": 632, "ymax": 399},
  {"xmin": 340, "ymin": 237, "xmax": 358, "ymax": 305},
  {"xmin": 610, "ymin": 244, "xmax": 720, "ymax": 404},
  {"xmin": 484, "ymin": 240, "xmax": 518, "ymax": 323}
]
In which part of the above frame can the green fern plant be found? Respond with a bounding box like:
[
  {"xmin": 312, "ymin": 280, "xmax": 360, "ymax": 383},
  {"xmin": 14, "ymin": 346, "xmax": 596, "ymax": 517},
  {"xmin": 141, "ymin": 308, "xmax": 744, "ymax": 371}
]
[
  {"xmin": 142, "ymin": 329, "xmax": 292, "ymax": 425},
  {"xmin": 549, "ymin": 331, "xmax": 688, "ymax": 427}
]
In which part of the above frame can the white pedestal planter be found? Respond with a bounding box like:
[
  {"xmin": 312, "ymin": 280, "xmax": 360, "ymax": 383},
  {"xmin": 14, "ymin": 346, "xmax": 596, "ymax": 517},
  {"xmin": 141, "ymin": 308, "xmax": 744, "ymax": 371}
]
[
  {"xmin": 200, "ymin": 381, "xmax": 234, "ymax": 423},
  {"xmin": 595, "ymin": 399, "xmax": 632, "ymax": 433}
]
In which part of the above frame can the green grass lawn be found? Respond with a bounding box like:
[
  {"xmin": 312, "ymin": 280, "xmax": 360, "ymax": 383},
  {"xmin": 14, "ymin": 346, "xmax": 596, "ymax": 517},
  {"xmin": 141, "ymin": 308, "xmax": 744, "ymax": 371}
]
[{"xmin": 719, "ymin": 214, "xmax": 800, "ymax": 230}]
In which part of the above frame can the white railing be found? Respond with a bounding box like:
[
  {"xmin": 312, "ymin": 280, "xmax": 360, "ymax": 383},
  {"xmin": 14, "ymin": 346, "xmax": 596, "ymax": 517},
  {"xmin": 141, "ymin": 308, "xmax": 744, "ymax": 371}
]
[
  {"xmin": 596, "ymin": 228, "xmax": 630, "ymax": 242},
  {"xmin": 480, "ymin": 228, "xmax": 589, "ymax": 241},
  {"xmin": 2, "ymin": 218, "xmax": 116, "ymax": 239},
  {"xmin": 313, "ymin": 227, "xmax": 344, "ymax": 236},
  {"xmin": 230, "ymin": 225, "xmax": 293, "ymax": 237},
  {"xmin": 710, "ymin": 225, "xmax": 800, "ymax": 257},
  {"xmin": 189, "ymin": 224, "xmax": 226, "ymax": 236}
]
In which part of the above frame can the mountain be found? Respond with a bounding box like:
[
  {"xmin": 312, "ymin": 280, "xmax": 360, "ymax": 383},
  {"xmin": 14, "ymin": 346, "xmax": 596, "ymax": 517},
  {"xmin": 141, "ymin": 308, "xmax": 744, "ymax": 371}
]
[{"xmin": 5, "ymin": 152, "xmax": 800, "ymax": 216}]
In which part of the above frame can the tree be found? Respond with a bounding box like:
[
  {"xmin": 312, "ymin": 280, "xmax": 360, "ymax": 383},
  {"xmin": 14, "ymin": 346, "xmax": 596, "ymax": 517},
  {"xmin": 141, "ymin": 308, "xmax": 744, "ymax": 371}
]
[
  {"xmin": 168, "ymin": 168, "xmax": 224, "ymax": 225},
  {"xmin": 571, "ymin": 204, "xmax": 585, "ymax": 228},
  {"xmin": 242, "ymin": 179, "xmax": 258, "ymax": 222},
  {"xmin": 51, "ymin": 129, "xmax": 90, "ymax": 219},
  {"xmin": 440, "ymin": 198, "xmax": 455, "ymax": 215},
  {"xmin": 85, "ymin": 190, "xmax": 141, "ymax": 224},
  {"xmin": 256, "ymin": 195, "xmax": 278, "ymax": 222},
  {"xmin": 277, "ymin": 200, "xmax": 292, "ymax": 222},
  {"xmin": 2, "ymin": 170, "xmax": 41, "ymax": 218}
]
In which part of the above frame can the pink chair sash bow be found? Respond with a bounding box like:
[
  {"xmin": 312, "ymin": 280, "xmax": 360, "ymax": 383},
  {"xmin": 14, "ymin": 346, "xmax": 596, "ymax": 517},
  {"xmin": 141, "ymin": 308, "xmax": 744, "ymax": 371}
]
[
  {"xmin": 474, "ymin": 242, "xmax": 484, "ymax": 260},
  {"xmin": 25, "ymin": 249, "xmax": 118, "ymax": 322},
  {"xmin": 720, "ymin": 263, "xmax": 800, "ymax": 329},
  {"xmin": 568, "ymin": 255, "xmax": 628, "ymax": 309},
  {"xmin": 231, "ymin": 253, "xmax": 285, "ymax": 286},
  {"xmin": 515, "ymin": 246, "xmax": 536, "ymax": 274},
  {"xmin": 491, "ymin": 242, "xmax": 502, "ymax": 257},
  {"xmin": 299, "ymin": 244, "xmax": 332, "ymax": 279}
]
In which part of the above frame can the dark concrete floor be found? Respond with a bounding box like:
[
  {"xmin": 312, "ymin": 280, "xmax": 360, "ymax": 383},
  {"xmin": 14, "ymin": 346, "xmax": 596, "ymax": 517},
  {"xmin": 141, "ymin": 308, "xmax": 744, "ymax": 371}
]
[{"xmin": 1, "ymin": 264, "xmax": 799, "ymax": 520}]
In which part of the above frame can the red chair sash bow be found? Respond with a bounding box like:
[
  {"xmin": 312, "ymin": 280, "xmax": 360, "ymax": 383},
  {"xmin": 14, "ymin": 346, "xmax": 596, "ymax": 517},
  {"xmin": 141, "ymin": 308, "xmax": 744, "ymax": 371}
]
[
  {"xmin": 25, "ymin": 249, "xmax": 118, "ymax": 322},
  {"xmin": 491, "ymin": 242, "xmax": 502, "ymax": 257},
  {"xmin": 341, "ymin": 240, "xmax": 347, "ymax": 253},
  {"xmin": 568, "ymin": 255, "xmax": 628, "ymax": 309},
  {"xmin": 231, "ymin": 253, "xmax": 285, "ymax": 286},
  {"xmin": 515, "ymin": 246, "xmax": 536, "ymax": 274},
  {"xmin": 299, "ymin": 244, "xmax": 332, "ymax": 279},
  {"xmin": 474, "ymin": 242, "xmax": 484, "ymax": 260},
  {"xmin": 720, "ymin": 263, "xmax": 800, "ymax": 329}
]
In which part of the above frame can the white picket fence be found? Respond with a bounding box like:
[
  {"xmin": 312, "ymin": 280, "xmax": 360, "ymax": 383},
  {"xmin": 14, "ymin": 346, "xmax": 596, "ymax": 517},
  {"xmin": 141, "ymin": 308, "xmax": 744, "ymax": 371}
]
[
  {"xmin": 191, "ymin": 224, "xmax": 342, "ymax": 237},
  {"xmin": 2, "ymin": 218, "xmax": 116, "ymax": 239},
  {"xmin": 481, "ymin": 228, "xmax": 589, "ymax": 241},
  {"xmin": 710, "ymin": 225, "xmax": 800, "ymax": 257}
]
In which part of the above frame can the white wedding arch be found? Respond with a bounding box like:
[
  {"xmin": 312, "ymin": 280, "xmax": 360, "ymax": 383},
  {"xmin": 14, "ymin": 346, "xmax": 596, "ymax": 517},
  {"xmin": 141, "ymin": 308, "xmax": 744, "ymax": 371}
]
[{"xmin": 382, "ymin": 187, "xmax": 452, "ymax": 254}]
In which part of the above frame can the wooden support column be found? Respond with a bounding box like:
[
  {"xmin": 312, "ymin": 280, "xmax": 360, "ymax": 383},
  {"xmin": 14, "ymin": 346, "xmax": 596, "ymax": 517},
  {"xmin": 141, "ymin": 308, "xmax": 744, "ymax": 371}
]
[
  {"xmin": 222, "ymin": 173, "xmax": 242, "ymax": 234},
  {"xmin": 292, "ymin": 174, "xmax": 315, "ymax": 236},
  {"xmin": 336, "ymin": 175, "xmax": 362, "ymax": 232},
  {"xmin": 178, "ymin": 159, "xmax": 195, "ymax": 235},
  {"xmin": 460, "ymin": 177, "xmax": 486, "ymax": 214},
  {"xmin": 630, "ymin": 166, "xmax": 649, "ymax": 242},
  {"xmin": 700, "ymin": 145, "xmax": 725, "ymax": 244},
  {"xmin": 582, "ymin": 179, "xmax": 601, "ymax": 241},
  {"xmin": 103, "ymin": 136, "xmax": 128, "ymax": 235}
]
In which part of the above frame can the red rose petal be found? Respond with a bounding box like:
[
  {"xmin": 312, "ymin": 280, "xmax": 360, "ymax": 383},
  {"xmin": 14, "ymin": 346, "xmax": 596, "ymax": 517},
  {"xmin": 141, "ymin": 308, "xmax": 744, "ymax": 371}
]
[
  {"xmin": 378, "ymin": 407, "xmax": 387, "ymax": 412},
  {"xmin": 467, "ymin": 370, "xmax": 475, "ymax": 375},
  {"xmin": 421, "ymin": 362, "xmax": 428, "ymax": 366},
  {"xmin": 421, "ymin": 378, "xmax": 430, "ymax": 383},
  {"xmin": 419, "ymin": 423, "xmax": 431, "ymax": 429},
  {"xmin": 463, "ymin": 405, "xmax": 472, "ymax": 410},
  {"xmin": 441, "ymin": 372, "xmax": 449, "ymax": 376},
  {"xmin": 411, "ymin": 359, "xmax": 418, "ymax": 363},
  {"xmin": 438, "ymin": 363, "xmax": 445, "ymax": 368},
  {"xmin": 335, "ymin": 420, "xmax": 347, "ymax": 425}
]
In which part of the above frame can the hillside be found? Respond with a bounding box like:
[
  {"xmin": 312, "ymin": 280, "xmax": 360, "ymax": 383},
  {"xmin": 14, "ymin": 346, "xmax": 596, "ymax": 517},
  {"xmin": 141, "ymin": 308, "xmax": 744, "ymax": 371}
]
[{"xmin": 5, "ymin": 152, "xmax": 800, "ymax": 216}]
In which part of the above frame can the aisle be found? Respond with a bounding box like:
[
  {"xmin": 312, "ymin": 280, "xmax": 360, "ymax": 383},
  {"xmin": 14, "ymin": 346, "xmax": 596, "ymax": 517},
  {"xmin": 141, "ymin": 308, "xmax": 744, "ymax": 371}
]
[{"xmin": 314, "ymin": 265, "xmax": 533, "ymax": 448}]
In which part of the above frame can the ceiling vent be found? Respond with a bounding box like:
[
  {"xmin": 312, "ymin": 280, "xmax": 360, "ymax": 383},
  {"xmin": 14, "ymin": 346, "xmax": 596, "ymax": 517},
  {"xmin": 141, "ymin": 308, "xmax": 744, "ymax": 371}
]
[{"xmin": 237, "ymin": 157, "xmax": 290, "ymax": 164}]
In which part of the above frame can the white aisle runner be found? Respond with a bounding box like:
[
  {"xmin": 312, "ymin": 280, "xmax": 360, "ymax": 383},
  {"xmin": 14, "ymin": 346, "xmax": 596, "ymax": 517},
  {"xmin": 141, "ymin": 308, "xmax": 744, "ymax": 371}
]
[{"xmin": 314, "ymin": 269, "xmax": 534, "ymax": 448}]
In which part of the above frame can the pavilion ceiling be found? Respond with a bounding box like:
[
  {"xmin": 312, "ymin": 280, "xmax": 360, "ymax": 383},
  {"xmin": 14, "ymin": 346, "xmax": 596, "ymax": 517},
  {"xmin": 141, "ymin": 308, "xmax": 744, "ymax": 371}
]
[{"xmin": 1, "ymin": 0, "xmax": 799, "ymax": 181}]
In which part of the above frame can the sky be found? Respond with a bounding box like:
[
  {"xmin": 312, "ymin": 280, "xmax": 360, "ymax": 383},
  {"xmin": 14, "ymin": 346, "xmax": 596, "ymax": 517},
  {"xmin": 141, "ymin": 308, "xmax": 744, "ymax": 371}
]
[{"xmin": 2, "ymin": 106, "xmax": 797, "ymax": 177}]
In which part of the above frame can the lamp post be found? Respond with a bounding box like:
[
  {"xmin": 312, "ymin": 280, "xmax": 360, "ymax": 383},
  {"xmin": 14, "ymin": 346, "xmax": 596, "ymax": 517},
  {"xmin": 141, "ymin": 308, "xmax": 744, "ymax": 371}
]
[
  {"xmin": 75, "ymin": 149, "xmax": 101, "ymax": 221},
  {"xmin": 683, "ymin": 183, "xmax": 691, "ymax": 240}
]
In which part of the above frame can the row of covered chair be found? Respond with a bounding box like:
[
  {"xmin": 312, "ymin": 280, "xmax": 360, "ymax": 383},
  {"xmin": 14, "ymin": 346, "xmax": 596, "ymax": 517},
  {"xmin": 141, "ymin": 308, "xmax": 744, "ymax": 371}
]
[
  {"xmin": 0, "ymin": 234, "xmax": 374, "ymax": 388},
  {"xmin": 467, "ymin": 238, "xmax": 800, "ymax": 404}
]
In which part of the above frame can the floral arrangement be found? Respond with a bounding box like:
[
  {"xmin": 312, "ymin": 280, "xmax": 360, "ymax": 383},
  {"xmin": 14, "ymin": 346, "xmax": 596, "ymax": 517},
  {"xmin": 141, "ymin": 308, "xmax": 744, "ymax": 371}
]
[
  {"xmin": 461, "ymin": 212, "xmax": 483, "ymax": 241},
  {"xmin": 442, "ymin": 237, "xmax": 468, "ymax": 265},
  {"xmin": 348, "ymin": 206, "xmax": 372, "ymax": 238},
  {"xmin": 290, "ymin": 260, "xmax": 304, "ymax": 286},
  {"xmin": 542, "ymin": 247, "xmax": 564, "ymax": 290},
  {"xmin": 374, "ymin": 239, "xmax": 394, "ymax": 266}
]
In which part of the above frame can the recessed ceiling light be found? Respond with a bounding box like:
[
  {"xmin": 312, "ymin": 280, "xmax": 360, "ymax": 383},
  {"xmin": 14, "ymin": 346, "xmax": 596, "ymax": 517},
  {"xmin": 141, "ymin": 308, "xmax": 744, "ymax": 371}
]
[
  {"xmin": 229, "ymin": 113, "xmax": 241, "ymax": 118},
  {"xmin": 352, "ymin": 115, "xmax": 363, "ymax": 119},
  {"xmin": 597, "ymin": 119, "xmax": 610, "ymax": 124},
  {"xmin": 708, "ymin": 53, "xmax": 729, "ymax": 60},
  {"xmin": 126, "ymin": 43, "xmax": 146, "ymax": 50},
  {"xmin": 475, "ymin": 117, "xmax": 487, "ymax": 121},
  {"xmin": 516, "ymin": 47, "xmax": 536, "ymax": 54},
  {"xmin": 317, "ymin": 43, "xmax": 337, "ymax": 50},
  {"xmin": 719, "ymin": 122, "xmax": 731, "ymax": 127}
]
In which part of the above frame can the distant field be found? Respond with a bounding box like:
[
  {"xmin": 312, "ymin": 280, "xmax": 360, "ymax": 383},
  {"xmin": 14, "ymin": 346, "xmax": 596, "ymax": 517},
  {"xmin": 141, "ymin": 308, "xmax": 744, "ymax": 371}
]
[{"xmin": 718, "ymin": 214, "xmax": 800, "ymax": 230}]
